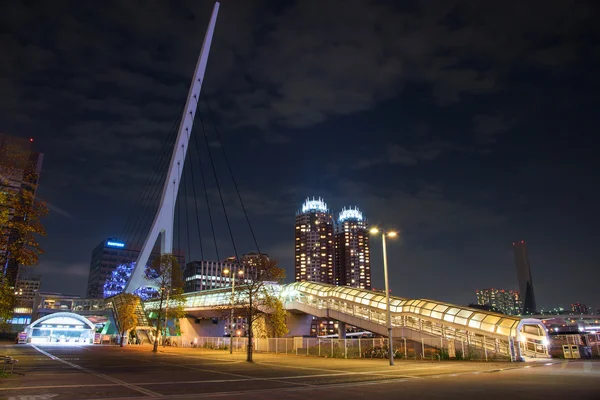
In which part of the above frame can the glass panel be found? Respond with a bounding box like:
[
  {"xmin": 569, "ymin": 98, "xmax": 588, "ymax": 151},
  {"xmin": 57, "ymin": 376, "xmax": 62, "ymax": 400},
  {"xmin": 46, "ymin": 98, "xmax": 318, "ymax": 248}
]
[
  {"xmin": 454, "ymin": 316, "xmax": 468, "ymax": 326},
  {"xmin": 431, "ymin": 311, "xmax": 443, "ymax": 319},
  {"xmin": 434, "ymin": 304, "xmax": 448, "ymax": 313},
  {"xmin": 445, "ymin": 307, "xmax": 460, "ymax": 316},
  {"xmin": 423, "ymin": 302, "xmax": 437, "ymax": 310},
  {"xmin": 443, "ymin": 314, "xmax": 455, "ymax": 323},
  {"xmin": 457, "ymin": 310, "xmax": 473, "ymax": 319},
  {"xmin": 468, "ymin": 320, "xmax": 481, "ymax": 329},
  {"xmin": 469, "ymin": 313, "xmax": 486, "ymax": 322},
  {"xmin": 482, "ymin": 315, "xmax": 502, "ymax": 325},
  {"xmin": 420, "ymin": 308, "xmax": 432, "ymax": 317},
  {"xmin": 479, "ymin": 322, "xmax": 496, "ymax": 333}
]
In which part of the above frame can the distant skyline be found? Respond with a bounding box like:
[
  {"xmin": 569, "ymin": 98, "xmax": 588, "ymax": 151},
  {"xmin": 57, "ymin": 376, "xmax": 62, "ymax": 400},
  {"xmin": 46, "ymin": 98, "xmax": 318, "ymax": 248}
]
[{"xmin": 1, "ymin": 1, "xmax": 598, "ymax": 309}]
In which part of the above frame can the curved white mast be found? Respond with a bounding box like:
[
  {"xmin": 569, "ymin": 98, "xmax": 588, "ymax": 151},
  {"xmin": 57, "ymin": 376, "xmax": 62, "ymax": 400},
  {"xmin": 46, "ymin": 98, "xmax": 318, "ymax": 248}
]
[{"xmin": 125, "ymin": 2, "xmax": 220, "ymax": 293}]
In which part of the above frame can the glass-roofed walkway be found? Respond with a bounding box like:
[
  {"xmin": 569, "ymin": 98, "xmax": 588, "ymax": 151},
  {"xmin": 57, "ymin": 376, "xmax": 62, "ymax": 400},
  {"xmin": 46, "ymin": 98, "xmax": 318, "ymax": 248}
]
[{"xmin": 146, "ymin": 281, "xmax": 550, "ymax": 360}]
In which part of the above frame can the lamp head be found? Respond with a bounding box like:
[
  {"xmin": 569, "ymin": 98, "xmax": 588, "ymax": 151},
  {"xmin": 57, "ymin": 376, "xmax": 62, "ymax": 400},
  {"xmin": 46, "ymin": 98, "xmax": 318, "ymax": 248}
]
[
  {"xmin": 369, "ymin": 227, "xmax": 380, "ymax": 234},
  {"xmin": 387, "ymin": 231, "xmax": 398, "ymax": 238}
]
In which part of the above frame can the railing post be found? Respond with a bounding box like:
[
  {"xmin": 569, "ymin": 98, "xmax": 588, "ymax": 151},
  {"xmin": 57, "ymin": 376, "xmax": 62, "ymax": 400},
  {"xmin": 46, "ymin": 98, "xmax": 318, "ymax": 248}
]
[
  {"xmin": 344, "ymin": 339, "xmax": 347, "ymax": 359},
  {"xmin": 359, "ymin": 338, "xmax": 361, "ymax": 357},
  {"xmin": 484, "ymin": 337, "xmax": 488, "ymax": 361},
  {"xmin": 331, "ymin": 339, "xmax": 334, "ymax": 358},
  {"xmin": 319, "ymin": 340, "xmax": 321, "ymax": 357}
]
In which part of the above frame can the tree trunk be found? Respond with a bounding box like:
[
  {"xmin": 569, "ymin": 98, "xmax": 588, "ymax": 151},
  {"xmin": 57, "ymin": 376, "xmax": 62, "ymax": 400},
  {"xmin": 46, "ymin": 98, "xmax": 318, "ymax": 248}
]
[
  {"xmin": 247, "ymin": 294, "xmax": 253, "ymax": 362},
  {"xmin": 153, "ymin": 294, "xmax": 165, "ymax": 353},
  {"xmin": 120, "ymin": 330, "xmax": 125, "ymax": 347}
]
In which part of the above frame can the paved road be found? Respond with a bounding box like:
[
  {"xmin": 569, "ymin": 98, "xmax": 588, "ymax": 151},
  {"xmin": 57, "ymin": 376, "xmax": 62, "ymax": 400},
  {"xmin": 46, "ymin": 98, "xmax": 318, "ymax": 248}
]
[{"xmin": 1, "ymin": 344, "xmax": 598, "ymax": 400}]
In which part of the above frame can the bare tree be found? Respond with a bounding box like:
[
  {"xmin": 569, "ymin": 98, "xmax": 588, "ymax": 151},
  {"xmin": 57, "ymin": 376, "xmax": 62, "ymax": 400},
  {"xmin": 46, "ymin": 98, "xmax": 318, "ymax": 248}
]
[{"xmin": 144, "ymin": 254, "xmax": 186, "ymax": 353}]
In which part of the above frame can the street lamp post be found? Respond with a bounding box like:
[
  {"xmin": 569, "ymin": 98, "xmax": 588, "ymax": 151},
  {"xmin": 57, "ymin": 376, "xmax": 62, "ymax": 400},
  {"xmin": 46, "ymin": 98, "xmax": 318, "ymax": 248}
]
[
  {"xmin": 223, "ymin": 266, "xmax": 244, "ymax": 354},
  {"xmin": 370, "ymin": 227, "xmax": 397, "ymax": 366}
]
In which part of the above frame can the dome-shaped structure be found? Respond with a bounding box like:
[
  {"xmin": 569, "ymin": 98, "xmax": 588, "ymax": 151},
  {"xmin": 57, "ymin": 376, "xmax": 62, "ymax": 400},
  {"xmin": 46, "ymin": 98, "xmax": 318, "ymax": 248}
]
[{"xmin": 25, "ymin": 312, "xmax": 96, "ymax": 344}]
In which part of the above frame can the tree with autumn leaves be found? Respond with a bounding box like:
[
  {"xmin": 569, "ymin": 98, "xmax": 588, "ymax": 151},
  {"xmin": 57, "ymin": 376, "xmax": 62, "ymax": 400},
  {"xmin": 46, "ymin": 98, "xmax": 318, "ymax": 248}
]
[
  {"xmin": 144, "ymin": 254, "xmax": 186, "ymax": 353},
  {"xmin": 0, "ymin": 138, "xmax": 48, "ymax": 329},
  {"xmin": 234, "ymin": 255, "xmax": 286, "ymax": 362}
]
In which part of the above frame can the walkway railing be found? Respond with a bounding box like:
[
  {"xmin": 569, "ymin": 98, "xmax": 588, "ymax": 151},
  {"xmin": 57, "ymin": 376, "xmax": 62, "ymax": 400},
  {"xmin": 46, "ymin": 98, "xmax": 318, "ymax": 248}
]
[{"xmin": 171, "ymin": 336, "xmax": 511, "ymax": 361}]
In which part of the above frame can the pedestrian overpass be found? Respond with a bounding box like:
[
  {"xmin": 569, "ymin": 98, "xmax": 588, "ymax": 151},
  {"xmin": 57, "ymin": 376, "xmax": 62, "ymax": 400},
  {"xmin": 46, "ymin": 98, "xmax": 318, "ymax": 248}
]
[{"xmin": 144, "ymin": 281, "xmax": 550, "ymax": 360}]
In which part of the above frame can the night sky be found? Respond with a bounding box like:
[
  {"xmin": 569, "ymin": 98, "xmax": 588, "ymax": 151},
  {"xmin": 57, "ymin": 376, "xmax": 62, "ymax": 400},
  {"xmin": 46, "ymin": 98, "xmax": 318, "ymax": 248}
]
[{"xmin": 1, "ymin": 1, "xmax": 598, "ymax": 310}]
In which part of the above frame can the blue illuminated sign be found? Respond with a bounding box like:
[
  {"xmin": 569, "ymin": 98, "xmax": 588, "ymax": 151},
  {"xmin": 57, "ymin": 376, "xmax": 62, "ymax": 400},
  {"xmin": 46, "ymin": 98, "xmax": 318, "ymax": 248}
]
[{"xmin": 106, "ymin": 241, "xmax": 125, "ymax": 248}]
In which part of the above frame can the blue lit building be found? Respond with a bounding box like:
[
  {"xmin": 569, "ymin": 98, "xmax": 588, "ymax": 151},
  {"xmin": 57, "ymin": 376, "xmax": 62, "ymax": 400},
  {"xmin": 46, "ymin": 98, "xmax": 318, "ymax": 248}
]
[
  {"xmin": 335, "ymin": 207, "xmax": 371, "ymax": 289},
  {"xmin": 86, "ymin": 238, "xmax": 184, "ymax": 298}
]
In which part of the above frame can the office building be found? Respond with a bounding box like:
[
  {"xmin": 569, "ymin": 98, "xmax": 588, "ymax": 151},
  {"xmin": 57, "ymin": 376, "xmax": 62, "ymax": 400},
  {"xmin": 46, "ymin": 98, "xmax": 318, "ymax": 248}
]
[
  {"xmin": 14, "ymin": 275, "xmax": 41, "ymax": 300},
  {"xmin": 334, "ymin": 207, "xmax": 371, "ymax": 289},
  {"xmin": 513, "ymin": 240, "xmax": 537, "ymax": 314},
  {"xmin": 475, "ymin": 288, "xmax": 523, "ymax": 315},
  {"xmin": 571, "ymin": 303, "xmax": 590, "ymax": 314},
  {"xmin": 0, "ymin": 134, "xmax": 43, "ymax": 286},
  {"xmin": 294, "ymin": 198, "xmax": 334, "ymax": 284},
  {"xmin": 86, "ymin": 237, "xmax": 184, "ymax": 298},
  {"xmin": 183, "ymin": 253, "xmax": 267, "ymax": 293}
]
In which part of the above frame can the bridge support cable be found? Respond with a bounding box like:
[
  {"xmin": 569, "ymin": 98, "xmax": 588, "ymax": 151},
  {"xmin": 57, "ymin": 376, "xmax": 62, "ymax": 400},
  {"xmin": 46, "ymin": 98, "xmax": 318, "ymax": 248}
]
[
  {"xmin": 120, "ymin": 116, "xmax": 181, "ymax": 249},
  {"xmin": 202, "ymin": 94, "xmax": 261, "ymax": 254},
  {"xmin": 182, "ymin": 154, "xmax": 192, "ymax": 265},
  {"xmin": 191, "ymin": 121, "xmax": 220, "ymax": 261},
  {"xmin": 197, "ymin": 106, "xmax": 240, "ymax": 262},
  {"xmin": 186, "ymin": 141, "xmax": 204, "ymax": 261},
  {"xmin": 130, "ymin": 134, "xmax": 179, "ymax": 251}
]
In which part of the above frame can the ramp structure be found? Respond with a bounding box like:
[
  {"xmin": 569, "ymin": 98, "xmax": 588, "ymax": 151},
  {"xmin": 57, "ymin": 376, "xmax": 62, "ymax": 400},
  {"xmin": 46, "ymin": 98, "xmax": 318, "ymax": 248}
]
[{"xmin": 143, "ymin": 281, "xmax": 550, "ymax": 359}]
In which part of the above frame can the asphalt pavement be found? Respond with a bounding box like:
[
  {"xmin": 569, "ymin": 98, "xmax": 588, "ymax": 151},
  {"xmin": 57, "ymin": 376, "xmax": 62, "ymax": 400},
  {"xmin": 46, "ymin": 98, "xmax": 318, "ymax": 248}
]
[{"xmin": 1, "ymin": 343, "xmax": 598, "ymax": 400}]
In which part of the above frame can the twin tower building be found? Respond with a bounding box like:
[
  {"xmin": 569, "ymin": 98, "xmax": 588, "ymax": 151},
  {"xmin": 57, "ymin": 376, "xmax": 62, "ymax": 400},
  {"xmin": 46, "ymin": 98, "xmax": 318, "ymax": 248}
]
[{"xmin": 295, "ymin": 197, "xmax": 371, "ymax": 290}]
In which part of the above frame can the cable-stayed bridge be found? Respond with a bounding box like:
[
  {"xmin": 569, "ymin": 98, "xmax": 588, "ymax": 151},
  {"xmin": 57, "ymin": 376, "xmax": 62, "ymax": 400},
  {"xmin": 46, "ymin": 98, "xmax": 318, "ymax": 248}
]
[{"xmin": 110, "ymin": 1, "xmax": 550, "ymax": 361}]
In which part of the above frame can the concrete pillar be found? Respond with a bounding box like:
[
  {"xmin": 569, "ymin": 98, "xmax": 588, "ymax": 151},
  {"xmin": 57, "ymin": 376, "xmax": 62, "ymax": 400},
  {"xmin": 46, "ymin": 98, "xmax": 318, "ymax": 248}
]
[
  {"xmin": 179, "ymin": 317, "xmax": 225, "ymax": 344},
  {"xmin": 338, "ymin": 322, "xmax": 346, "ymax": 339},
  {"xmin": 285, "ymin": 313, "xmax": 313, "ymax": 337}
]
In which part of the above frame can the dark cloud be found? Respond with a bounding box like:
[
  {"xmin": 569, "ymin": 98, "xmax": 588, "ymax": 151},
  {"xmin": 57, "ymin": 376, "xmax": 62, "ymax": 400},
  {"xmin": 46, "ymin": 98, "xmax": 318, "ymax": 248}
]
[{"xmin": 1, "ymin": 0, "xmax": 598, "ymax": 307}]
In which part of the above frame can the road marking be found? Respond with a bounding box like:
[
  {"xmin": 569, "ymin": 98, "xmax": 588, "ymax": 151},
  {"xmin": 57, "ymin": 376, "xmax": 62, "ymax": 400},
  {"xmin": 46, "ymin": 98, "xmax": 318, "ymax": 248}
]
[
  {"xmin": 8, "ymin": 395, "xmax": 58, "ymax": 400},
  {"xmin": 561, "ymin": 361, "xmax": 568, "ymax": 369},
  {"xmin": 30, "ymin": 345, "xmax": 161, "ymax": 397},
  {"xmin": 583, "ymin": 362, "xmax": 592, "ymax": 372}
]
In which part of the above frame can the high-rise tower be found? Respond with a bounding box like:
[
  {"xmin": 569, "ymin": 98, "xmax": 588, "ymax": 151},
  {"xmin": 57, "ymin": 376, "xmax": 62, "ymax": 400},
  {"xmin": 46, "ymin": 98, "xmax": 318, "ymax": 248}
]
[
  {"xmin": 513, "ymin": 240, "xmax": 537, "ymax": 314},
  {"xmin": 334, "ymin": 207, "xmax": 371, "ymax": 289},
  {"xmin": 0, "ymin": 134, "xmax": 43, "ymax": 286},
  {"xmin": 294, "ymin": 198, "xmax": 334, "ymax": 284}
]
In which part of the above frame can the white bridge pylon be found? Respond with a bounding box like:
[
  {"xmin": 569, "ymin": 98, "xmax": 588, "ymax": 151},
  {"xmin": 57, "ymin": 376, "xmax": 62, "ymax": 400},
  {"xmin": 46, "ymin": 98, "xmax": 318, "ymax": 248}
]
[{"xmin": 124, "ymin": 2, "xmax": 220, "ymax": 293}]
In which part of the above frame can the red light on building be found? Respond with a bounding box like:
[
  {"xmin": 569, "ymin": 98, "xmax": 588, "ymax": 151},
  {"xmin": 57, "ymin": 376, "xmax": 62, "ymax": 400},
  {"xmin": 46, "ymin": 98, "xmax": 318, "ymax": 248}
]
[{"xmin": 29, "ymin": 138, "xmax": 34, "ymax": 142}]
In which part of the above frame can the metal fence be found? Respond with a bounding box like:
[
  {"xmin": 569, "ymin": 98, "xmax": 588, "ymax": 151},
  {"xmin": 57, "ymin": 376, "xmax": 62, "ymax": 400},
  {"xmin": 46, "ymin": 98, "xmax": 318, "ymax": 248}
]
[
  {"xmin": 548, "ymin": 334, "xmax": 600, "ymax": 358},
  {"xmin": 180, "ymin": 336, "xmax": 512, "ymax": 361}
]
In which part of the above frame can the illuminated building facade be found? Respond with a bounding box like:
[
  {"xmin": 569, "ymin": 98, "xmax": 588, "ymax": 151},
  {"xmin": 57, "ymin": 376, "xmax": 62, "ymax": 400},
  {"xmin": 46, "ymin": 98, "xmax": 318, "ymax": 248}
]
[
  {"xmin": 475, "ymin": 288, "xmax": 523, "ymax": 315},
  {"xmin": 294, "ymin": 198, "xmax": 334, "ymax": 284},
  {"xmin": 86, "ymin": 237, "xmax": 184, "ymax": 298},
  {"xmin": 0, "ymin": 134, "xmax": 43, "ymax": 286},
  {"xmin": 513, "ymin": 240, "xmax": 537, "ymax": 314},
  {"xmin": 183, "ymin": 253, "xmax": 267, "ymax": 293},
  {"xmin": 334, "ymin": 207, "xmax": 371, "ymax": 289},
  {"xmin": 571, "ymin": 303, "xmax": 590, "ymax": 314},
  {"xmin": 14, "ymin": 275, "xmax": 41, "ymax": 300}
]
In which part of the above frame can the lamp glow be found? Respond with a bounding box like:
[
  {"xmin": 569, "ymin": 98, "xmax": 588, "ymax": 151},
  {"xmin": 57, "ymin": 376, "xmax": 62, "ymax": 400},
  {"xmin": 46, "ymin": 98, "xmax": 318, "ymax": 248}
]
[
  {"xmin": 387, "ymin": 231, "xmax": 398, "ymax": 237},
  {"xmin": 369, "ymin": 228, "xmax": 380, "ymax": 234}
]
